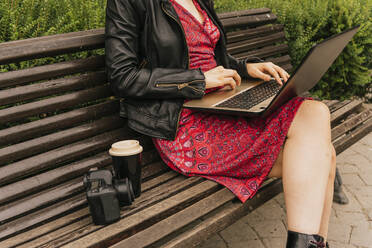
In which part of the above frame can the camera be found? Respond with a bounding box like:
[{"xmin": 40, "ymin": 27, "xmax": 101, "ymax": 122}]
[{"xmin": 83, "ymin": 169, "xmax": 135, "ymax": 225}]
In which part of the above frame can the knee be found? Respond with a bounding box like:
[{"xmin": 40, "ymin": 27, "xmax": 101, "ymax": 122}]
[
  {"xmin": 288, "ymin": 100, "xmax": 331, "ymax": 141},
  {"xmin": 301, "ymin": 100, "xmax": 331, "ymax": 124}
]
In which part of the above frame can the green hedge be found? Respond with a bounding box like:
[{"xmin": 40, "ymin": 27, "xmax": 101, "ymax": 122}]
[
  {"xmin": 0, "ymin": 0, "xmax": 371, "ymax": 101},
  {"xmin": 215, "ymin": 0, "xmax": 371, "ymax": 101}
]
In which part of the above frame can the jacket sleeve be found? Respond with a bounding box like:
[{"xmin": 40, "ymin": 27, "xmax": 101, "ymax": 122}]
[
  {"xmin": 105, "ymin": 0, "xmax": 206, "ymax": 100},
  {"xmin": 227, "ymin": 53, "xmax": 265, "ymax": 79}
]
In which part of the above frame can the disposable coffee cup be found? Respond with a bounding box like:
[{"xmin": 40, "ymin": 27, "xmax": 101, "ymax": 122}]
[{"xmin": 109, "ymin": 140, "xmax": 143, "ymax": 198}]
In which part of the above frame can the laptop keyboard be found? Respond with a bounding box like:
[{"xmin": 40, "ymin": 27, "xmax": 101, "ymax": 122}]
[{"xmin": 215, "ymin": 80, "xmax": 281, "ymax": 110}]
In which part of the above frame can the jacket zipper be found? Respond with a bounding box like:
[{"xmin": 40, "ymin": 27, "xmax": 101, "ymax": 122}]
[
  {"xmin": 161, "ymin": 2, "xmax": 190, "ymax": 69},
  {"xmin": 161, "ymin": 1, "xmax": 193, "ymax": 139},
  {"xmin": 155, "ymin": 79, "xmax": 204, "ymax": 91}
]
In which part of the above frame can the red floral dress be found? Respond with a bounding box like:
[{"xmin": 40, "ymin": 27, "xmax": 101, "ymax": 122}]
[{"xmin": 152, "ymin": 0, "xmax": 310, "ymax": 203}]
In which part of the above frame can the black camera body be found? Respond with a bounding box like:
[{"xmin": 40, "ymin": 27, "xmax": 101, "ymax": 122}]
[{"xmin": 83, "ymin": 169, "xmax": 135, "ymax": 225}]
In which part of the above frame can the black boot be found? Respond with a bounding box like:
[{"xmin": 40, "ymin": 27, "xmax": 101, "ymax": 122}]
[{"xmin": 286, "ymin": 230, "xmax": 326, "ymax": 248}]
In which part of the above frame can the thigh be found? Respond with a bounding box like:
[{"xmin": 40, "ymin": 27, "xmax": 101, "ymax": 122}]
[{"xmin": 267, "ymin": 143, "xmax": 284, "ymax": 178}]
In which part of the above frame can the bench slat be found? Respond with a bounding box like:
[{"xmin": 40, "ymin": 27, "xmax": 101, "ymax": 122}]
[
  {"xmin": 330, "ymin": 100, "xmax": 363, "ymax": 123},
  {"xmin": 7, "ymin": 171, "xmax": 178, "ymax": 248},
  {"xmin": 221, "ymin": 13, "xmax": 277, "ymax": 29},
  {"xmin": 0, "ymin": 56, "xmax": 104, "ymax": 88},
  {"xmin": 0, "ymin": 166, "xmax": 180, "ymax": 244},
  {"xmin": 334, "ymin": 116, "xmax": 372, "ymax": 154},
  {"xmin": 0, "ymin": 128, "xmax": 130, "ymax": 188},
  {"xmin": 0, "ymin": 7, "xmax": 368, "ymax": 248},
  {"xmin": 0, "ymin": 194, "xmax": 86, "ymax": 242},
  {"xmin": 0, "ymin": 178, "xmax": 82, "ymax": 224},
  {"xmin": 218, "ymin": 8, "xmax": 271, "ymax": 20},
  {"xmin": 110, "ymin": 188, "xmax": 236, "ymax": 248},
  {"xmin": 227, "ymin": 32, "xmax": 286, "ymax": 54},
  {"xmin": 0, "ymin": 100, "xmax": 119, "ymax": 146},
  {"xmin": 0, "ymin": 153, "xmax": 165, "ymax": 213},
  {"xmin": 236, "ymin": 44, "xmax": 289, "ymax": 60},
  {"xmin": 0, "ymin": 152, "xmax": 111, "ymax": 207},
  {"xmin": 0, "ymin": 115, "xmax": 124, "ymax": 166},
  {"xmin": 58, "ymin": 180, "xmax": 221, "ymax": 248},
  {"xmin": 10, "ymin": 176, "xmax": 204, "ymax": 248},
  {"xmin": 0, "ymin": 29, "xmax": 105, "ymax": 65},
  {"xmin": 158, "ymin": 179, "xmax": 282, "ymax": 248},
  {"xmin": 331, "ymin": 108, "xmax": 371, "ymax": 140},
  {"xmin": 0, "ymin": 161, "xmax": 173, "ymax": 226},
  {"xmin": 0, "ymin": 71, "xmax": 106, "ymax": 106},
  {"xmin": 227, "ymin": 24, "xmax": 284, "ymax": 43},
  {"xmin": 0, "ymin": 84, "xmax": 112, "ymax": 125},
  {"xmin": 329, "ymin": 100, "xmax": 352, "ymax": 113},
  {"xmin": 266, "ymin": 55, "xmax": 291, "ymax": 66}
]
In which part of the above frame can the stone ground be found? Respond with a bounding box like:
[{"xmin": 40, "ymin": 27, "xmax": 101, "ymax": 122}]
[{"xmin": 199, "ymin": 132, "xmax": 372, "ymax": 248}]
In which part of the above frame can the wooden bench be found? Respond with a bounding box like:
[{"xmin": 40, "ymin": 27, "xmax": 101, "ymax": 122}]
[{"xmin": 0, "ymin": 8, "xmax": 371, "ymax": 248}]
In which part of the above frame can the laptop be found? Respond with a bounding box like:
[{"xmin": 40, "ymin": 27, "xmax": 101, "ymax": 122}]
[{"xmin": 183, "ymin": 25, "xmax": 360, "ymax": 119}]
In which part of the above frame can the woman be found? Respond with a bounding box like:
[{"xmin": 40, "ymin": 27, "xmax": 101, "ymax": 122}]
[{"xmin": 105, "ymin": 0, "xmax": 336, "ymax": 247}]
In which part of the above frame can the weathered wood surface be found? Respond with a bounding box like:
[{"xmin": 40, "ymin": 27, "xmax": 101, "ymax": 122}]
[
  {"xmin": 0, "ymin": 100, "xmax": 119, "ymax": 146},
  {"xmin": 156, "ymin": 179, "xmax": 282, "ymax": 248},
  {"xmin": 0, "ymin": 56, "xmax": 105, "ymax": 88},
  {"xmin": 0, "ymin": 71, "xmax": 106, "ymax": 106},
  {"xmin": 0, "ymin": 29, "xmax": 105, "ymax": 65},
  {"xmin": 0, "ymin": 85, "xmax": 112, "ymax": 125},
  {"xmin": 0, "ymin": 7, "xmax": 371, "ymax": 248}
]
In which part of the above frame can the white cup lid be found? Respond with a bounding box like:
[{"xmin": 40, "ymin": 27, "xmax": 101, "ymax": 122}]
[{"xmin": 109, "ymin": 140, "xmax": 143, "ymax": 156}]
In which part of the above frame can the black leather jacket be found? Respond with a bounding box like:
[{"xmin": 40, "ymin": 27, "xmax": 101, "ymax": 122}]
[{"xmin": 105, "ymin": 0, "xmax": 262, "ymax": 140}]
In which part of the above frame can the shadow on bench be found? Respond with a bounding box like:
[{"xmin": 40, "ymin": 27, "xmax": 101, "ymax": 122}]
[{"xmin": 0, "ymin": 8, "xmax": 371, "ymax": 248}]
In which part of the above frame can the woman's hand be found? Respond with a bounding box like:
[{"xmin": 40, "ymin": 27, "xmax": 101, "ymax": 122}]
[
  {"xmin": 203, "ymin": 66, "xmax": 241, "ymax": 90},
  {"xmin": 246, "ymin": 62, "xmax": 290, "ymax": 85}
]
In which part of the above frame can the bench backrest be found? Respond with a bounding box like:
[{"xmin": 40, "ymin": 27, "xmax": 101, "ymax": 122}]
[{"xmin": 0, "ymin": 8, "xmax": 287, "ymax": 241}]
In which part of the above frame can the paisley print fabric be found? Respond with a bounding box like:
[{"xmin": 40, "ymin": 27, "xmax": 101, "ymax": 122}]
[{"xmin": 152, "ymin": 0, "xmax": 311, "ymax": 203}]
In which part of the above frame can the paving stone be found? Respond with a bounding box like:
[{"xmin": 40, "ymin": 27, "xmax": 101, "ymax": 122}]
[
  {"xmin": 329, "ymin": 208, "xmax": 338, "ymax": 223},
  {"xmin": 359, "ymin": 133, "xmax": 372, "ymax": 147},
  {"xmin": 262, "ymin": 237, "xmax": 286, "ymax": 247},
  {"xmin": 227, "ymin": 239, "xmax": 266, "ymax": 248},
  {"xmin": 198, "ymin": 234, "xmax": 227, "ymax": 248},
  {"xmin": 219, "ymin": 219, "xmax": 259, "ymax": 243},
  {"xmin": 350, "ymin": 225, "xmax": 372, "ymax": 247},
  {"xmin": 327, "ymin": 240, "xmax": 357, "ymax": 248},
  {"xmin": 345, "ymin": 152, "xmax": 371, "ymax": 169},
  {"xmin": 359, "ymin": 173, "xmax": 372, "ymax": 186},
  {"xmin": 338, "ymin": 163, "xmax": 360, "ymax": 174},
  {"xmin": 210, "ymin": 132, "xmax": 372, "ymax": 248},
  {"xmin": 341, "ymin": 174, "xmax": 366, "ymax": 186},
  {"xmin": 327, "ymin": 222, "xmax": 352, "ymax": 243},
  {"xmin": 350, "ymin": 143, "xmax": 372, "ymax": 165},
  {"xmin": 251, "ymin": 219, "xmax": 286, "ymax": 238},
  {"xmin": 274, "ymin": 192, "xmax": 286, "ymax": 208},
  {"xmin": 367, "ymin": 209, "xmax": 372, "ymax": 221},
  {"xmin": 353, "ymin": 194, "xmax": 372, "ymax": 210},
  {"xmin": 332, "ymin": 211, "xmax": 368, "ymax": 226},
  {"xmin": 240, "ymin": 209, "xmax": 265, "ymax": 225},
  {"xmin": 333, "ymin": 187, "xmax": 363, "ymax": 213},
  {"xmin": 255, "ymin": 198, "xmax": 286, "ymax": 221},
  {"xmin": 347, "ymin": 185, "xmax": 372, "ymax": 197},
  {"xmin": 337, "ymin": 148, "xmax": 358, "ymax": 162}
]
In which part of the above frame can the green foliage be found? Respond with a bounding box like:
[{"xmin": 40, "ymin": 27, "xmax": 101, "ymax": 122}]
[
  {"xmin": 0, "ymin": 0, "xmax": 106, "ymax": 72},
  {"xmin": 0, "ymin": 0, "xmax": 106, "ymax": 41},
  {"xmin": 214, "ymin": 0, "xmax": 371, "ymax": 102},
  {"xmin": 312, "ymin": 0, "xmax": 371, "ymax": 100},
  {"xmin": 0, "ymin": 0, "xmax": 370, "ymax": 100}
]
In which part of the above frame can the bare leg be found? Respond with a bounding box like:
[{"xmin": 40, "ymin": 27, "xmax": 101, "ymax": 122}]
[
  {"xmin": 267, "ymin": 100, "xmax": 334, "ymax": 234},
  {"xmin": 318, "ymin": 144, "xmax": 336, "ymax": 241}
]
